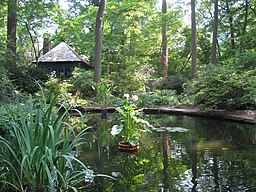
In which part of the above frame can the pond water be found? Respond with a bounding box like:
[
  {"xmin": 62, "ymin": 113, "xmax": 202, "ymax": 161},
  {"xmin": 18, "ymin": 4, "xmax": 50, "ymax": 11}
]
[{"xmin": 81, "ymin": 114, "xmax": 256, "ymax": 192}]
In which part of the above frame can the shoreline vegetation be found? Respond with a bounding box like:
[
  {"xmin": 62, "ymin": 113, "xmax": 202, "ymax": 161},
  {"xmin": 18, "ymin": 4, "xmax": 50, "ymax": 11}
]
[{"xmin": 72, "ymin": 107, "xmax": 256, "ymax": 124}]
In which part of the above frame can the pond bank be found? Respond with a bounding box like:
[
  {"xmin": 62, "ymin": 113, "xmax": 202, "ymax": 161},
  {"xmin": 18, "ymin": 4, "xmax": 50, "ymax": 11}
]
[{"xmin": 77, "ymin": 107, "xmax": 256, "ymax": 124}]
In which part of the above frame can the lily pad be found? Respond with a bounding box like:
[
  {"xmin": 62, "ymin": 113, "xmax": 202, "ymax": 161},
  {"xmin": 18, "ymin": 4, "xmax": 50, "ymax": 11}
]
[{"xmin": 165, "ymin": 127, "xmax": 189, "ymax": 132}]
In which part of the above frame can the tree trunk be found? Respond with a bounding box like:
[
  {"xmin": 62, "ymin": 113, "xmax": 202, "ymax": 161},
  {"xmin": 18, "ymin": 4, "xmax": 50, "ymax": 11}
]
[
  {"xmin": 106, "ymin": 49, "xmax": 110, "ymax": 80},
  {"xmin": 211, "ymin": 0, "xmax": 218, "ymax": 65},
  {"xmin": 162, "ymin": 0, "xmax": 168, "ymax": 77},
  {"xmin": 24, "ymin": 20, "xmax": 40, "ymax": 63},
  {"xmin": 239, "ymin": 0, "xmax": 249, "ymax": 53},
  {"xmin": 226, "ymin": 2, "xmax": 235, "ymax": 53},
  {"xmin": 94, "ymin": 0, "xmax": 106, "ymax": 84},
  {"xmin": 43, "ymin": 38, "xmax": 51, "ymax": 55},
  {"xmin": 191, "ymin": 0, "xmax": 197, "ymax": 79},
  {"xmin": 120, "ymin": 31, "xmax": 126, "ymax": 65},
  {"xmin": 7, "ymin": 0, "xmax": 17, "ymax": 69}
]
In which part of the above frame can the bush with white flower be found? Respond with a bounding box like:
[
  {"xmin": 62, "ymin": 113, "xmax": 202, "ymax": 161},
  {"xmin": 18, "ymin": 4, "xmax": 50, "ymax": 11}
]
[{"xmin": 111, "ymin": 94, "xmax": 151, "ymax": 146}]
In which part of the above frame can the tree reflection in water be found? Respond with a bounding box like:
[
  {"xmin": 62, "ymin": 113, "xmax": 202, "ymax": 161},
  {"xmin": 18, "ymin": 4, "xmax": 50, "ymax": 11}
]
[
  {"xmin": 81, "ymin": 114, "xmax": 256, "ymax": 192},
  {"xmin": 163, "ymin": 131, "xmax": 170, "ymax": 191},
  {"xmin": 191, "ymin": 139, "xmax": 197, "ymax": 192}
]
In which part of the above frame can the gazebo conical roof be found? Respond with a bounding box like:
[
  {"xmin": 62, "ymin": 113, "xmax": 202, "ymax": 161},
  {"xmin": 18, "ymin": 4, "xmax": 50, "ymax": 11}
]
[{"xmin": 36, "ymin": 42, "xmax": 92, "ymax": 68}]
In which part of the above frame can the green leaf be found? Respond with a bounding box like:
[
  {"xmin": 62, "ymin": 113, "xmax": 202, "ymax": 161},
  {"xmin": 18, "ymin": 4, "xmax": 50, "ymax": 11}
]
[
  {"xmin": 111, "ymin": 124, "xmax": 123, "ymax": 136},
  {"xmin": 165, "ymin": 127, "xmax": 189, "ymax": 133},
  {"xmin": 129, "ymin": 138, "xmax": 138, "ymax": 146}
]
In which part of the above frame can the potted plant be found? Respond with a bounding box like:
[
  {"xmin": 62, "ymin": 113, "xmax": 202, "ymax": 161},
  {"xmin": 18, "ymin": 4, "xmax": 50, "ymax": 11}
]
[{"xmin": 111, "ymin": 94, "xmax": 151, "ymax": 152}]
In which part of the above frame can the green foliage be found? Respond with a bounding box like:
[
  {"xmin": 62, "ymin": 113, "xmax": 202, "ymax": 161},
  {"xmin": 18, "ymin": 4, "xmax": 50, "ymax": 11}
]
[
  {"xmin": 43, "ymin": 68, "xmax": 95, "ymax": 107},
  {"xmin": 8, "ymin": 65, "xmax": 49, "ymax": 94},
  {"xmin": 44, "ymin": 78, "xmax": 89, "ymax": 107},
  {"xmin": 68, "ymin": 68, "xmax": 96, "ymax": 98},
  {"xmin": 44, "ymin": 77, "xmax": 62, "ymax": 95},
  {"xmin": 153, "ymin": 76, "xmax": 186, "ymax": 94},
  {"xmin": 110, "ymin": 64, "xmax": 157, "ymax": 95},
  {"xmin": 94, "ymin": 81, "xmax": 113, "ymax": 107},
  {"xmin": 185, "ymin": 65, "xmax": 256, "ymax": 110},
  {"xmin": 0, "ymin": 93, "xmax": 92, "ymax": 191},
  {"xmin": 0, "ymin": 66, "xmax": 14, "ymax": 102},
  {"xmin": 235, "ymin": 50, "xmax": 256, "ymax": 70},
  {"xmin": 110, "ymin": 69, "xmax": 146, "ymax": 95},
  {"xmin": 134, "ymin": 90, "xmax": 180, "ymax": 107},
  {"xmin": 111, "ymin": 94, "xmax": 151, "ymax": 146}
]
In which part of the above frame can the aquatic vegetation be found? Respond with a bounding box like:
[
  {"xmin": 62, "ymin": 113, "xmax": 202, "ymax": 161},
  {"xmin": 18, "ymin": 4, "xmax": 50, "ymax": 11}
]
[{"xmin": 111, "ymin": 94, "xmax": 151, "ymax": 146}]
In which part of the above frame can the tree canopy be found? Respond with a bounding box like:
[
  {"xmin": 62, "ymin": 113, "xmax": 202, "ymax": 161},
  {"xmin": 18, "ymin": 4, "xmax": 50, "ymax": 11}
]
[{"xmin": 0, "ymin": 0, "xmax": 255, "ymax": 109}]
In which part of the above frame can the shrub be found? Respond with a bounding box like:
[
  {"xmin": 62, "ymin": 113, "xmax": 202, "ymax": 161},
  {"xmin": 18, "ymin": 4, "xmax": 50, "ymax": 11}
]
[
  {"xmin": 68, "ymin": 68, "xmax": 96, "ymax": 98},
  {"xmin": 0, "ymin": 66, "xmax": 14, "ymax": 102},
  {"xmin": 153, "ymin": 75, "xmax": 186, "ymax": 94},
  {"xmin": 184, "ymin": 65, "xmax": 256, "ymax": 110},
  {"xmin": 44, "ymin": 77, "xmax": 62, "ymax": 95},
  {"xmin": 236, "ymin": 50, "xmax": 256, "ymax": 70},
  {"xmin": 110, "ymin": 71, "xmax": 146, "ymax": 95},
  {"xmin": 43, "ymin": 71, "xmax": 92, "ymax": 107},
  {"xmin": 8, "ymin": 65, "xmax": 49, "ymax": 94},
  {"xmin": 134, "ymin": 90, "xmax": 180, "ymax": 107},
  {"xmin": 109, "ymin": 64, "xmax": 156, "ymax": 95}
]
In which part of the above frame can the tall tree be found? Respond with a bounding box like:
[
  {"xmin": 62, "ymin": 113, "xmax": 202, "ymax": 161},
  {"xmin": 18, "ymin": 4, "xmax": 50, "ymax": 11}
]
[
  {"xmin": 94, "ymin": 0, "xmax": 106, "ymax": 84},
  {"xmin": 7, "ymin": 0, "xmax": 17, "ymax": 69},
  {"xmin": 162, "ymin": 0, "xmax": 168, "ymax": 77},
  {"xmin": 239, "ymin": 0, "xmax": 249, "ymax": 53},
  {"xmin": 211, "ymin": 0, "xmax": 218, "ymax": 65},
  {"xmin": 191, "ymin": 0, "xmax": 197, "ymax": 79},
  {"xmin": 226, "ymin": 1, "xmax": 235, "ymax": 52}
]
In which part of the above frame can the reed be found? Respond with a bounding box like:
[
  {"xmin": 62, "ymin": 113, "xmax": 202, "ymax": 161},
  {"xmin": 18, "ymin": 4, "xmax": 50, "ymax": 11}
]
[{"xmin": 0, "ymin": 93, "xmax": 91, "ymax": 191}]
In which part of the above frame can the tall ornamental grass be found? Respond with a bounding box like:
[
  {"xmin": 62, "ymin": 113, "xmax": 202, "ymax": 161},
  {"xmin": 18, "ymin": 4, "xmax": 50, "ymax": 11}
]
[{"xmin": 0, "ymin": 94, "xmax": 92, "ymax": 191}]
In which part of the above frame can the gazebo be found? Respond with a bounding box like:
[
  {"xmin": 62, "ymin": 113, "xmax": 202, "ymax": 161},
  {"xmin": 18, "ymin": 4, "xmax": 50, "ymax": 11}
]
[{"xmin": 34, "ymin": 42, "xmax": 93, "ymax": 78}]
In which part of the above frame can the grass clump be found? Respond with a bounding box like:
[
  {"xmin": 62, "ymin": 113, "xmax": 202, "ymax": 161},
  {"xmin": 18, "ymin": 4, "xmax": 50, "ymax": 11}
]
[{"xmin": 0, "ymin": 92, "xmax": 93, "ymax": 191}]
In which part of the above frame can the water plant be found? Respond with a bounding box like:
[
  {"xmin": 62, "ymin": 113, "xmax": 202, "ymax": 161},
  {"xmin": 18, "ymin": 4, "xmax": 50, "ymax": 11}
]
[
  {"xmin": 111, "ymin": 94, "xmax": 151, "ymax": 146},
  {"xmin": 0, "ymin": 92, "xmax": 92, "ymax": 191}
]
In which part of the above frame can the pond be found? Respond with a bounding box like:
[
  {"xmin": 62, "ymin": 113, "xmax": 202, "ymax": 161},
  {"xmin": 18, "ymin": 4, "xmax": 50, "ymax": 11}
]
[{"xmin": 81, "ymin": 114, "xmax": 256, "ymax": 192}]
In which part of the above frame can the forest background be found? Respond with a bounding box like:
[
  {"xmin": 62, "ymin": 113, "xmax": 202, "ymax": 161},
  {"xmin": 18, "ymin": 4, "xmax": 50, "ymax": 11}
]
[{"xmin": 1, "ymin": 0, "xmax": 256, "ymax": 110}]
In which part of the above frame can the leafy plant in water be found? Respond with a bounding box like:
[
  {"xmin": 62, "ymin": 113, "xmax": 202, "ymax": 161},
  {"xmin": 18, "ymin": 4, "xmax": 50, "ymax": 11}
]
[
  {"xmin": 0, "ymin": 91, "xmax": 93, "ymax": 191},
  {"xmin": 111, "ymin": 94, "xmax": 151, "ymax": 146}
]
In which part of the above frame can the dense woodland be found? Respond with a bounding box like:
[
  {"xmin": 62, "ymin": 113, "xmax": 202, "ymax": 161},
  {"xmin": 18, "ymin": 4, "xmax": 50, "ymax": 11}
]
[{"xmin": 0, "ymin": 0, "xmax": 256, "ymax": 109}]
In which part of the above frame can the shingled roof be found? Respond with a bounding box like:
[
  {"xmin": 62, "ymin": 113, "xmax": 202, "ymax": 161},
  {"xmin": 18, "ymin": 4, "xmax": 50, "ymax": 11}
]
[{"xmin": 36, "ymin": 42, "xmax": 92, "ymax": 68}]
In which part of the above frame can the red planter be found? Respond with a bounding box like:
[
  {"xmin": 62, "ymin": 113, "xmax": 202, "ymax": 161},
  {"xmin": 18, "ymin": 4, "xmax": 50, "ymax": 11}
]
[{"xmin": 118, "ymin": 141, "xmax": 140, "ymax": 152}]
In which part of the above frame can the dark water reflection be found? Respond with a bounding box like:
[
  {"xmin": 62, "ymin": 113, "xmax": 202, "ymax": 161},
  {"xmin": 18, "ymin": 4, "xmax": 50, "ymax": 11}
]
[{"xmin": 82, "ymin": 114, "xmax": 256, "ymax": 192}]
